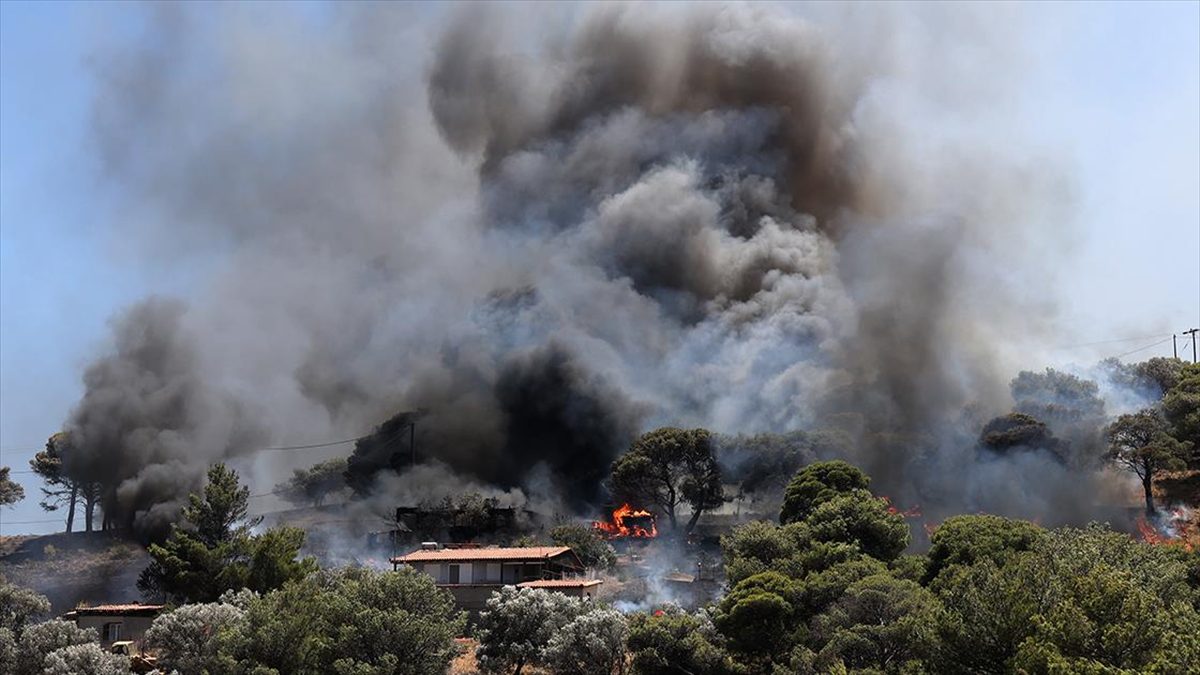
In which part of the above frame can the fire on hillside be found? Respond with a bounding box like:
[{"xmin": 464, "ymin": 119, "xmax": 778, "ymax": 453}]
[
  {"xmin": 1135, "ymin": 506, "xmax": 1195, "ymax": 552},
  {"xmin": 593, "ymin": 504, "xmax": 658, "ymax": 539}
]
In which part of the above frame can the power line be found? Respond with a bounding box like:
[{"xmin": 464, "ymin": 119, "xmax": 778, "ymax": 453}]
[
  {"xmin": 0, "ymin": 434, "xmax": 369, "ymax": 466},
  {"xmin": 0, "ymin": 517, "xmax": 66, "ymax": 525},
  {"xmin": 248, "ymin": 421, "xmax": 413, "ymax": 501},
  {"xmin": 1110, "ymin": 336, "xmax": 1175, "ymax": 360},
  {"xmin": 0, "ymin": 429, "xmax": 390, "ymax": 462},
  {"xmin": 1056, "ymin": 333, "xmax": 1173, "ymax": 349},
  {"xmin": 259, "ymin": 436, "xmax": 364, "ymax": 451}
]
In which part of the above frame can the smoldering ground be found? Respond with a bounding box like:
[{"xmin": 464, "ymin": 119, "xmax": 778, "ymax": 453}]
[{"xmin": 62, "ymin": 1, "xmax": 1118, "ymax": 537}]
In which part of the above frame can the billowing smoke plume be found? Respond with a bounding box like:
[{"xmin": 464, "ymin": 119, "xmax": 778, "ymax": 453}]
[
  {"xmin": 67, "ymin": 2, "xmax": 1096, "ymax": 533},
  {"xmin": 64, "ymin": 299, "xmax": 266, "ymax": 533}
]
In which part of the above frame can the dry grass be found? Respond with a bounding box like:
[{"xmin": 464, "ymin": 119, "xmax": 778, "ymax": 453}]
[
  {"xmin": 1155, "ymin": 469, "xmax": 1200, "ymax": 506},
  {"xmin": 0, "ymin": 531, "xmax": 149, "ymax": 613},
  {"xmin": 448, "ymin": 638, "xmax": 553, "ymax": 675}
]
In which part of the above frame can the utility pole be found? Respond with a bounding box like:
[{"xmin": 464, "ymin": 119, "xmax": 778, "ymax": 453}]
[{"xmin": 1184, "ymin": 328, "xmax": 1200, "ymax": 364}]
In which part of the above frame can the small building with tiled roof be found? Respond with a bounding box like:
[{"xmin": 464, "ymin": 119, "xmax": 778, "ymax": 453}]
[
  {"xmin": 61, "ymin": 603, "xmax": 165, "ymax": 648},
  {"xmin": 391, "ymin": 544, "xmax": 599, "ymax": 615}
]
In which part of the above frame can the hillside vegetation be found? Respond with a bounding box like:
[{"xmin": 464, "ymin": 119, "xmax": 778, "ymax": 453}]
[{"xmin": 0, "ymin": 531, "xmax": 148, "ymax": 614}]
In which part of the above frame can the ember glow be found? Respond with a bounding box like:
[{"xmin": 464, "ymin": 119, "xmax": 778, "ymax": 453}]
[
  {"xmin": 1135, "ymin": 506, "xmax": 1195, "ymax": 552},
  {"xmin": 881, "ymin": 496, "xmax": 922, "ymax": 519},
  {"xmin": 594, "ymin": 504, "xmax": 658, "ymax": 539}
]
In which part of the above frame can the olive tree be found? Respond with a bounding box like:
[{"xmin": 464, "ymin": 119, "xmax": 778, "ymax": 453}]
[
  {"xmin": 145, "ymin": 600, "xmax": 246, "ymax": 674},
  {"xmin": 543, "ymin": 608, "xmax": 629, "ymax": 675},
  {"xmin": 12, "ymin": 620, "xmax": 98, "ymax": 675},
  {"xmin": 476, "ymin": 586, "xmax": 585, "ymax": 674},
  {"xmin": 217, "ymin": 567, "xmax": 464, "ymax": 675},
  {"xmin": 42, "ymin": 643, "xmax": 130, "ymax": 675},
  {"xmin": 0, "ymin": 576, "xmax": 50, "ymax": 635}
]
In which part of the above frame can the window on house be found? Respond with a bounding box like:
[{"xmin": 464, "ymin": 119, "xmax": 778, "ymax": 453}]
[
  {"xmin": 486, "ymin": 563, "xmax": 501, "ymax": 582},
  {"xmin": 103, "ymin": 622, "xmax": 122, "ymax": 642},
  {"xmin": 448, "ymin": 564, "xmax": 461, "ymax": 584}
]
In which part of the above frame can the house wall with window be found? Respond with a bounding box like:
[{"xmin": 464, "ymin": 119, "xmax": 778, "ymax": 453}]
[
  {"xmin": 61, "ymin": 604, "xmax": 164, "ymax": 649},
  {"xmin": 390, "ymin": 546, "xmax": 596, "ymax": 618}
]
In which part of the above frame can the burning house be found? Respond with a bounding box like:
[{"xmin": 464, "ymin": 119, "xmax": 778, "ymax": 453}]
[
  {"xmin": 594, "ymin": 504, "xmax": 658, "ymax": 540},
  {"xmin": 390, "ymin": 544, "xmax": 598, "ymax": 616}
]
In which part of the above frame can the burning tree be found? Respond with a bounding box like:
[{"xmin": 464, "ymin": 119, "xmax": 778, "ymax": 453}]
[
  {"xmin": 608, "ymin": 427, "xmax": 724, "ymax": 535},
  {"xmin": 1105, "ymin": 408, "xmax": 1191, "ymax": 515}
]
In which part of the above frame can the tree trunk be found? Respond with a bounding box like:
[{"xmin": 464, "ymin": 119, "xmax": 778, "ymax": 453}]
[
  {"xmin": 1142, "ymin": 473, "xmax": 1156, "ymax": 516},
  {"xmin": 85, "ymin": 495, "xmax": 96, "ymax": 532},
  {"xmin": 685, "ymin": 507, "xmax": 704, "ymax": 535},
  {"xmin": 65, "ymin": 485, "xmax": 77, "ymax": 533}
]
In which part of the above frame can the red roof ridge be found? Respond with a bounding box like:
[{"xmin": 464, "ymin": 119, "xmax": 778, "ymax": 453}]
[
  {"xmin": 390, "ymin": 545, "xmax": 575, "ymax": 563},
  {"xmin": 64, "ymin": 603, "xmax": 166, "ymax": 616}
]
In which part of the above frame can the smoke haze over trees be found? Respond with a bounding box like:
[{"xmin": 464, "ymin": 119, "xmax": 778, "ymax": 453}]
[{"xmin": 34, "ymin": 1, "xmax": 1186, "ymax": 533}]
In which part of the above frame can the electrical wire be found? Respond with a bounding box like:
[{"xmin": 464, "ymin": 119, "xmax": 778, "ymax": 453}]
[
  {"xmin": 0, "ymin": 426, "xmax": 408, "ymax": 463},
  {"xmin": 1055, "ymin": 333, "xmax": 1174, "ymax": 349},
  {"xmin": 0, "ymin": 517, "xmax": 67, "ymax": 525},
  {"xmin": 1110, "ymin": 336, "xmax": 1176, "ymax": 360}
]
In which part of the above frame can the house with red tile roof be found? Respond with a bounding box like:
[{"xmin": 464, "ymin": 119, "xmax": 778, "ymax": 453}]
[
  {"xmin": 61, "ymin": 603, "xmax": 165, "ymax": 649},
  {"xmin": 390, "ymin": 544, "xmax": 600, "ymax": 615}
]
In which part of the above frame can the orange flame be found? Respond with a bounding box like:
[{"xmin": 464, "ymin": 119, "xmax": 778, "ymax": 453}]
[
  {"xmin": 593, "ymin": 503, "xmax": 658, "ymax": 539},
  {"xmin": 1136, "ymin": 512, "xmax": 1194, "ymax": 552},
  {"xmin": 880, "ymin": 496, "xmax": 922, "ymax": 518}
]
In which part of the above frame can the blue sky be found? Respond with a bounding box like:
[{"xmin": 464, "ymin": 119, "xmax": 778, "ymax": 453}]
[{"xmin": 1, "ymin": 1, "xmax": 1197, "ymax": 534}]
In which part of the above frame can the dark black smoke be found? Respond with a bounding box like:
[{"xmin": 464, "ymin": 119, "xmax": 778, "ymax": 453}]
[
  {"xmin": 64, "ymin": 298, "xmax": 266, "ymax": 537},
  {"xmin": 346, "ymin": 344, "xmax": 643, "ymax": 507}
]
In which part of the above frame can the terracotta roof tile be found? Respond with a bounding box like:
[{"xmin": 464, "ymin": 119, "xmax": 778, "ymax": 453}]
[
  {"xmin": 67, "ymin": 604, "xmax": 165, "ymax": 616},
  {"xmin": 391, "ymin": 546, "xmax": 573, "ymax": 563}
]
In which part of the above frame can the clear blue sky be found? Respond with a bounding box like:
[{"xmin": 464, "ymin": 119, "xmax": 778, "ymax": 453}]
[{"xmin": 1, "ymin": 1, "xmax": 1197, "ymax": 534}]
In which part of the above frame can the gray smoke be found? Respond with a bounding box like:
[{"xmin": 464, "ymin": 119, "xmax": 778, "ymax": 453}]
[{"xmin": 66, "ymin": 2, "xmax": 1108, "ymax": 534}]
